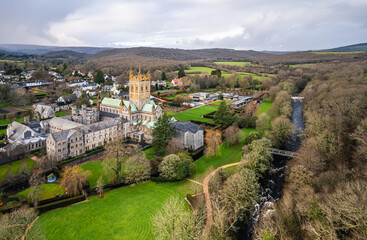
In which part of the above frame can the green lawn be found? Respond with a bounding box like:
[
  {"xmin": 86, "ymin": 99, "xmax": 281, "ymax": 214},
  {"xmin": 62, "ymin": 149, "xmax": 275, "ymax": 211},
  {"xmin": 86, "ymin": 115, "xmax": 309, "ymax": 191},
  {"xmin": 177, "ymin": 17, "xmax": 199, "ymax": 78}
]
[
  {"xmin": 0, "ymin": 129, "xmax": 6, "ymax": 135},
  {"xmin": 0, "ymin": 118, "xmax": 24, "ymax": 126},
  {"xmin": 55, "ymin": 111, "xmax": 68, "ymax": 117},
  {"xmin": 174, "ymin": 114, "xmax": 214, "ymax": 123},
  {"xmin": 181, "ymin": 105, "xmax": 218, "ymax": 116},
  {"xmin": 28, "ymin": 125, "xmax": 258, "ymax": 239},
  {"xmin": 0, "ymin": 158, "xmax": 35, "ymax": 182},
  {"xmin": 28, "ymin": 180, "xmax": 198, "ymax": 240},
  {"xmin": 255, "ymin": 100, "xmax": 273, "ymax": 116},
  {"xmin": 17, "ymin": 184, "xmax": 64, "ymax": 202},
  {"xmin": 212, "ymin": 100, "xmax": 231, "ymax": 106},
  {"xmin": 192, "ymin": 128, "xmax": 255, "ymax": 182},
  {"xmin": 79, "ymin": 161, "xmax": 111, "ymax": 188},
  {"xmin": 214, "ymin": 61, "xmax": 252, "ymax": 67}
]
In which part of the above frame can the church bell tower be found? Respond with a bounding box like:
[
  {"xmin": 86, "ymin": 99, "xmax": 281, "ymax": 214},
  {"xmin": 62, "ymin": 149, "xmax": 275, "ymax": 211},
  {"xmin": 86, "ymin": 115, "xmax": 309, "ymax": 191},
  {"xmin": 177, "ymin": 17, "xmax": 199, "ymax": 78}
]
[{"xmin": 129, "ymin": 68, "xmax": 151, "ymax": 110}]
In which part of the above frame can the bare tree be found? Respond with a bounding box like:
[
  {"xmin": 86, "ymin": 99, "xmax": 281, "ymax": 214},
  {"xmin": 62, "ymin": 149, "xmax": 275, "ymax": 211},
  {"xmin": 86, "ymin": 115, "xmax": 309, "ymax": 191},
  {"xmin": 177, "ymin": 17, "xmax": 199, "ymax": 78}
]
[
  {"xmin": 205, "ymin": 129, "xmax": 222, "ymax": 156},
  {"xmin": 60, "ymin": 166, "xmax": 90, "ymax": 196}
]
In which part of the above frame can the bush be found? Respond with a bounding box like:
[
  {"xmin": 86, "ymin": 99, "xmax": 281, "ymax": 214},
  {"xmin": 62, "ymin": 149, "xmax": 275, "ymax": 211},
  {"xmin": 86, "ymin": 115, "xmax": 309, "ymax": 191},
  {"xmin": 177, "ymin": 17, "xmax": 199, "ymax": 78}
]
[
  {"xmin": 158, "ymin": 153, "xmax": 195, "ymax": 181},
  {"xmin": 244, "ymin": 132, "xmax": 262, "ymax": 145},
  {"xmin": 235, "ymin": 116, "xmax": 256, "ymax": 128}
]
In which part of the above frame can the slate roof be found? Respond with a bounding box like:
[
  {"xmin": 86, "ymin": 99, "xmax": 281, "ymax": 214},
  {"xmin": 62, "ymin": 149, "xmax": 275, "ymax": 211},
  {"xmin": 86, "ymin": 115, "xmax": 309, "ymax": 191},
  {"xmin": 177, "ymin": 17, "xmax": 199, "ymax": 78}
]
[
  {"xmin": 8, "ymin": 121, "xmax": 30, "ymax": 142},
  {"xmin": 171, "ymin": 121, "xmax": 202, "ymax": 133},
  {"xmin": 61, "ymin": 94, "xmax": 77, "ymax": 103},
  {"xmin": 81, "ymin": 118, "xmax": 128, "ymax": 134},
  {"xmin": 51, "ymin": 129, "xmax": 77, "ymax": 142},
  {"xmin": 100, "ymin": 111, "xmax": 120, "ymax": 118},
  {"xmin": 48, "ymin": 117, "xmax": 84, "ymax": 130}
]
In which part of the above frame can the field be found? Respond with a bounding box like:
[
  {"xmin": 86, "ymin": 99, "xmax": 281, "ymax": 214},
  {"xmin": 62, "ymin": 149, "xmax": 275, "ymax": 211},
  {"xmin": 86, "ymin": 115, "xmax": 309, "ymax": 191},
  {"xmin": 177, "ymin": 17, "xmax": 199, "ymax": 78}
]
[
  {"xmin": 174, "ymin": 113, "xmax": 214, "ymax": 123},
  {"xmin": 312, "ymin": 51, "xmax": 366, "ymax": 54},
  {"xmin": 213, "ymin": 61, "xmax": 252, "ymax": 67},
  {"xmin": 174, "ymin": 105, "xmax": 218, "ymax": 123},
  {"xmin": 17, "ymin": 184, "xmax": 64, "ymax": 202},
  {"xmin": 28, "ymin": 126, "xmax": 256, "ymax": 240},
  {"xmin": 0, "ymin": 118, "xmax": 24, "ymax": 126},
  {"xmin": 255, "ymin": 100, "xmax": 273, "ymax": 116},
  {"xmin": 79, "ymin": 161, "xmax": 110, "ymax": 188},
  {"xmin": 0, "ymin": 158, "xmax": 35, "ymax": 182},
  {"xmin": 180, "ymin": 105, "xmax": 218, "ymax": 116}
]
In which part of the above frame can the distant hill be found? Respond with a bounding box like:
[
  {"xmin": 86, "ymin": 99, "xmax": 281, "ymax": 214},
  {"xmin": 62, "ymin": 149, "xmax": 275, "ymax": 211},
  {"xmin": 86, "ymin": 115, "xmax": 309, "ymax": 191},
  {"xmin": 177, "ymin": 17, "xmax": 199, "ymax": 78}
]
[
  {"xmin": 0, "ymin": 44, "xmax": 112, "ymax": 55},
  {"xmin": 40, "ymin": 50, "xmax": 88, "ymax": 58},
  {"xmin": 319, "ymin": 42, "xmax": 367, "ymax": 52},
  {"xmin": 91, "ymin": 47, "xmax": 269, "ymax": 61}
]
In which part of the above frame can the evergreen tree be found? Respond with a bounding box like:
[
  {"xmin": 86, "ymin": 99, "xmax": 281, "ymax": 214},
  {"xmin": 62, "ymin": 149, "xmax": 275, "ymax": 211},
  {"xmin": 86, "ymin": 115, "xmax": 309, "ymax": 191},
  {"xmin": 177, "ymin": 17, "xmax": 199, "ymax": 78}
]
[
  {"xmin": 94, "ymin": 70, "xmax": 104, "ymax": 84},
  {"xmin": 214, "ymin": 101, "xmax": 233, "ymax": 126},
  {"xmin": 211, "ymin": 69, "xmax": 222, "ymax": 78},
  {"xmin": 178, "ymin": 69, "xmax": 186, "ymax": 78},
  {"xmin": 161, "ymin": 72, "xmax": 167, "ymax": 80},
  {"xmin": 152, "ymin": 113, "xmax": 176, "ymax": 156}
]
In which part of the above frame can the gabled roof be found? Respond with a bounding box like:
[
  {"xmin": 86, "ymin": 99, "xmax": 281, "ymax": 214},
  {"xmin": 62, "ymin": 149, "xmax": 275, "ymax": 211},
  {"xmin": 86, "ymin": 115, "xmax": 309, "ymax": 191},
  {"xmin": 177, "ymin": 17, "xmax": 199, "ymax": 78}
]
[
  {"xmin": 81, "ymin": 118, "xmax": 128, "ymax": 134},
  {"xmin": 122, "ymin": 100, "xmax": 137, "ymax": 112},
  {"xmin": 61, "ymin": 94, "xmax": 77, "ymax": 103},
  {"xmin": 51, "ymin": 129, "xmax": 78, "ymax": 142},
  {"xmin": 48, "ymin": 117, "xmax": 84, "ymax": 130},
  {"xmin": 8, "ymin": 121, "xmax": 33, "ymax": 142},
  {"xmin": 171, "ymin": 121, "xmax": 202, "ymax": 133},
  {"xmin": 101, "ymin": 97, "xmax": 121, "ymax": 107}
]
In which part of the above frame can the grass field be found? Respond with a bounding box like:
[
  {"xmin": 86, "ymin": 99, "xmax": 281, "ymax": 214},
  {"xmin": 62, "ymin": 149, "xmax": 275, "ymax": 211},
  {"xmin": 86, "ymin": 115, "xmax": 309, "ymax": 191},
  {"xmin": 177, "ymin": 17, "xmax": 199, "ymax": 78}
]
[
  {"xmin": 55, "ymin": 111, "xmax": 68, "ymax": 117},
  {"xmin": 0, "ymin": 129, "xmax": 6, "ymax": 135},
  {"xmin": 0, "ymin": 118, "xmax": 24, "ymax": 126},
  {"xmin": 0, "ymin": 158, "xmax": 35, "ymax": 182},
  {"xmin": 255, "ymin": 100, "xmax": 273, "ymax": 116},
  {"xmin": 28, "ymin": 180, "xmax": 198, "ymax": 240},
  {"xmin": 214, "ymin": 61, "xmax": 252, "ymax": 67},
  {"xmin": 181, "ymin": 105, "xmax": 218, "ymax": 116},
  {"xmin": 17, "ymin": 184, "xmax": 64, "ymax": 202},
  {"xmin": 28, "ymin": 125, "xmax": 258, "ymax": 239},
  {"xmin": 312, "ymin": 51, "xmax": 366, "ymax": 54},
  {"xmin": 79, "ymin": 161, "xmax": 112, "ymax": 188},
  {"xmin": 174, "ymin": 113, "xmax": 214, "ymax": 123}
]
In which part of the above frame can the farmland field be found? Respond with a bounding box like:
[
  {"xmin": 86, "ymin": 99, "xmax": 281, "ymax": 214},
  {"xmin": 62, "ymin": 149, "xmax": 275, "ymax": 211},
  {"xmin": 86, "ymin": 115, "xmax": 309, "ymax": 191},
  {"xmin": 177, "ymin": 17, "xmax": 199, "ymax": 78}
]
[{"xmin": 214, "ymin": 61, "xmax": 252, "ymax": 67}]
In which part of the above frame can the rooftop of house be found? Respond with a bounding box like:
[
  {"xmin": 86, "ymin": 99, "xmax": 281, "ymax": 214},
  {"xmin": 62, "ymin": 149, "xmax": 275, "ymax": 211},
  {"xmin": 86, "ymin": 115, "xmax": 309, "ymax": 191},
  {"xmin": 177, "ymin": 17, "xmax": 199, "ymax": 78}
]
[{"xmin": 171, "ymin": 121, "xmax": 202, "ymax": 133}]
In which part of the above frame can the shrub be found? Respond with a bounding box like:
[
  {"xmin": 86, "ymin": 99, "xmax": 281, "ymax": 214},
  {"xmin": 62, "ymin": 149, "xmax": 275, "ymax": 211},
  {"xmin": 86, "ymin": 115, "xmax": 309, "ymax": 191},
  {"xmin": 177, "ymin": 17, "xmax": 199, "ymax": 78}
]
[{"xmin": 158, "ymin": 153, "xmax": 195, "ymax": 181}]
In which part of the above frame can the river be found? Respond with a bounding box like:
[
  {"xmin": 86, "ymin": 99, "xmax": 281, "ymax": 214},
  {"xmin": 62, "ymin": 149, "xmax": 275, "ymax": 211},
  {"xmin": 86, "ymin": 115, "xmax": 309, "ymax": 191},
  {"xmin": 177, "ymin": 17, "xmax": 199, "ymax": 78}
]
[{"xmin": 239, "ymin": 98, "xmax": 305, "ymax": 239}]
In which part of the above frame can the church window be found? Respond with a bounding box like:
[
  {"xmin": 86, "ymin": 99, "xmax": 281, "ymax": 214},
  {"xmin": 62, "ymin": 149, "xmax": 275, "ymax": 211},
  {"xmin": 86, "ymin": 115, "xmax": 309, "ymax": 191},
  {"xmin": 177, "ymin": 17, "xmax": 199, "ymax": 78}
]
[{"xmin": 141, "ymin": 86, "xmax": 143, "ymax": 91}]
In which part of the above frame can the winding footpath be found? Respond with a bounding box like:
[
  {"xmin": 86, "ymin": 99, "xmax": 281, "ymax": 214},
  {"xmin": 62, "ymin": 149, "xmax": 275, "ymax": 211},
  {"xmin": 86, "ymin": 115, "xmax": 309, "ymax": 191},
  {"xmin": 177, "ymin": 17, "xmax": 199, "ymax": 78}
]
[{"xmin": 203, "ymin": 162, "xmax": 242, "ymax": 235}]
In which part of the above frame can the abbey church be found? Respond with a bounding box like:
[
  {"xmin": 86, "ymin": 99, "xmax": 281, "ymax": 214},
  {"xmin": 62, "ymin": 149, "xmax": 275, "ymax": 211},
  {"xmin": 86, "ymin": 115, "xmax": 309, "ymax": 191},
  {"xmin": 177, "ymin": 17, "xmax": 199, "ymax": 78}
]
[
  {"xmin": 45, "ymin": 69, "xmax": 163, "ymax": 161},
  {"xmin": 98, "ymin": 69, "xmax": 163, "ymax": 142}
]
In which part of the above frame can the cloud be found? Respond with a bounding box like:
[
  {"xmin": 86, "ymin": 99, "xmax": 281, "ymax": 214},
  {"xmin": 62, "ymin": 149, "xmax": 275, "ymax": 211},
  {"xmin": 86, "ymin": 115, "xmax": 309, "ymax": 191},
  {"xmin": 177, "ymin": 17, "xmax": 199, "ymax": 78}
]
[{"xmin": 0, "ymin": 0, "xmax": 366, "ymax": 50}]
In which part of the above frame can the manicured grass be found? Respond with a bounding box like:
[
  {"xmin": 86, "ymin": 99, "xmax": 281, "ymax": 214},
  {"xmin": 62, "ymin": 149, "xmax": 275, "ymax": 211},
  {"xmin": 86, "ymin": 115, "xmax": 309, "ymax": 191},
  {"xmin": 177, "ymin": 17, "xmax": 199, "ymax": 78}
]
[
  {"xmin": 0, "ymin": 129, "xmax": 6, "ymax": 135},
  {"xmin": 174, "ymin": 113, "xmax": 213, "ymax": 123},
  {"xmin": 181, "ymin": 105, "xmax": 218, "ymax": 116},
  {"xmin": 255, "ymin": 100, "xmax": 273, "ymax": 116},
  {"xmin": 17, "ymin": 184, "xmax": 64, "ymax": 202},
  {"xmin": 312, "ymin": 51, "xmax": 366, "ymax": 54},
  {"xmin": 164, "ymin": 110, "xmax": 175, "ymax": 115},
  {"xmin": 214, "ymin": 61, "xmax": 252, "ymax": 67},
  {"xmin": 0, "ymin": 158, "xmax": 35, "ymax": 182},
  {"xmin": 55, "ymin": 111, "xmax": 68, "ymax": 117},
  {"xmin": 212, "ymin": 100, "xmax": 231, "ymax": 106},
  {"xmin": 28, "ymin": 180, "xmax": 198, "ymax": 240},
  {"xmin": 0, "ymin": 118, "xmax": 24, "ymax": 126},
  {"xmin": 192, "ymin": 128, "xmax": 255, "ymax": 182},
  {"xmin": 143, "ymin": 147, "xmax": 155, "ymax": 160},
  {"xmin": 79, "ymin": 161, "xmax": 110, "ymax": 188}
]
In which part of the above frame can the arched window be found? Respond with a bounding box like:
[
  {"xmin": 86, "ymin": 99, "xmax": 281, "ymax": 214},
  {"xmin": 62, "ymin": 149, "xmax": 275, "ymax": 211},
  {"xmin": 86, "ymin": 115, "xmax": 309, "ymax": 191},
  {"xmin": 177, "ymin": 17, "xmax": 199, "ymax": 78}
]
[{"xmin": 141, "ymin": 86, "xmax": 143, "ymax": 91}]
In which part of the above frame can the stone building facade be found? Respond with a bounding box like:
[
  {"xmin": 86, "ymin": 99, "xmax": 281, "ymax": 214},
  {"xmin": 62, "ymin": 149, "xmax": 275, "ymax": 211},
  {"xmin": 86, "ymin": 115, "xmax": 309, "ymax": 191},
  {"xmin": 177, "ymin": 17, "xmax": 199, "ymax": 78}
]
[{"xmin": 171, "ymin": 121, "xmax": 204, "ymax": 150}]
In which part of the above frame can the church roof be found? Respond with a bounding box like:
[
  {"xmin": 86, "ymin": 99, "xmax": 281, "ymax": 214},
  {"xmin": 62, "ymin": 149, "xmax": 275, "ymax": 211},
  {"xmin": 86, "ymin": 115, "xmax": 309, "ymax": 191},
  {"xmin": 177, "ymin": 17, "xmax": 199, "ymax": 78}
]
[
  {"xmin": 122, "ymin": 100, "xmax": 137, "ymax": 112},
  {"xmin": 101, "ymin": 98, "xmax": 121, "ymax": 107}
]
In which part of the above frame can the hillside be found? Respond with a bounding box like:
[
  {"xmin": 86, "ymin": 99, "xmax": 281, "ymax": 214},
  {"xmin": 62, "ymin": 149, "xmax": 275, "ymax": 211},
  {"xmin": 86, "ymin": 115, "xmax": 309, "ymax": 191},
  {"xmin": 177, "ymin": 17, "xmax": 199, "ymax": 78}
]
[
  {"xmin": 91, "ymin": 47, "xmax": 269, "ymax": 61},
  {"xmin": 321, "ymin": 42, "xmax": 367, "ymax": 52},
  {"xmin": 0, "ymin": 44, "xmax": 112, "ymax": 55},
  {"xmin": 40, "ymin": 50, "xmax": 88, "ymax": 58}
]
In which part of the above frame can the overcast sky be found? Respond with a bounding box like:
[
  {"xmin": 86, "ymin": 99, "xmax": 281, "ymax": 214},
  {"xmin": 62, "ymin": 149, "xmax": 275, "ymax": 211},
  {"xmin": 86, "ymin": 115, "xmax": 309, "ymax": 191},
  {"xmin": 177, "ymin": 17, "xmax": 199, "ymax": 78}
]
[{"xmin": 0, "ymin": 0, "xmax": 366, "ymax": 51}]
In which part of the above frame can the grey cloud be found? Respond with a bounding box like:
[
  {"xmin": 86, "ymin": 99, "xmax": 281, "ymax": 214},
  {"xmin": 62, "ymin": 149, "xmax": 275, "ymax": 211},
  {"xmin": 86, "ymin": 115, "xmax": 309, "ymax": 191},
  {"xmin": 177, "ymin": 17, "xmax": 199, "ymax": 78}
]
[{"xmin": 0, "ymin": 0, "xmax": 366, "ymax": 50}]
